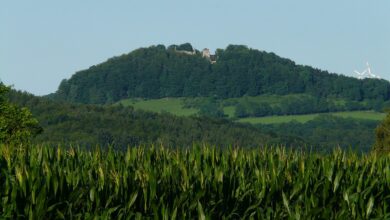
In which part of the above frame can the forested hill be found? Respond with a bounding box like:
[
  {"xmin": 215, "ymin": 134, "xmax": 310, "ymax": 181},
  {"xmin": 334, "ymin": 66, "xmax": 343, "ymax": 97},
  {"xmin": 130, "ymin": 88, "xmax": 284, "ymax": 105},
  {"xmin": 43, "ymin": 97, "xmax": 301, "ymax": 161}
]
[
  {"xmin": 8, "ymin": 89, "xmax": 296, "ymax": 148},
  {"xmin": 53, "ymin": 43, "xmax": 390, "ymax": 104}
]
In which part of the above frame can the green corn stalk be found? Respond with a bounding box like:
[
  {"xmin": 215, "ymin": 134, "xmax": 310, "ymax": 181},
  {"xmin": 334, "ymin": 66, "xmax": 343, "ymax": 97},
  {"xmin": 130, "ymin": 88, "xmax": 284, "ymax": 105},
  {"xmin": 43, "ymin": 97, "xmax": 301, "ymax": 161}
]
[{"xmin": 0, "ymin": 144, "xmax": 389, "ymax": 219}]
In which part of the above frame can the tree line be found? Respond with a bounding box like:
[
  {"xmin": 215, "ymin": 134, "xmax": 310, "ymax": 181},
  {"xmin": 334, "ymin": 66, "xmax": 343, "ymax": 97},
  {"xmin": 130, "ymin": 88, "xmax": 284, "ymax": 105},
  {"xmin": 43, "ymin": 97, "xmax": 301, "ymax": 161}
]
[
  {"xmin": 3, "ymin": 83, "xmax": 390, "ymax": 152},
  {"xmin": 233, "ymin": 96, "xmax": 387, "ymax": 118},
  {"xmin": 53, "ymin": 44, "xmax": 390, "ymax": 105},
  {"xmin": 8, "ymin": 88, "xmax": 292, "ymax": 149},
  {"xmin": 256, "ymin": 115, "xmax": 379, "ymax": 153}
]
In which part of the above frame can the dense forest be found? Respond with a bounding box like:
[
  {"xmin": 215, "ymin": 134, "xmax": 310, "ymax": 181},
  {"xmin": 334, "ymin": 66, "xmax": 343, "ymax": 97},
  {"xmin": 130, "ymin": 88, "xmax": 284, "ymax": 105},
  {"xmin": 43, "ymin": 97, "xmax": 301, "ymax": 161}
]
[
  {"xmin": 3, "ymin": 43, "xmax": 388, "ymax": 152},
  {"xmin": 4, "ymin": 88, "xmax": 379, "ymax": 152},
  {"xmin": 256, "ymin": 115, "xmax": 378, "ymax": 152},
  {"xmin": 8, "ymin": 90, "xmax": 293, "ymax": 149},
  {"xmin": 230, "ymin": 95, "xmax": 386, "ymax": 118},
  {"xmin": 52, "ymin": 43, "xmax": 390, "ymax": 104}
]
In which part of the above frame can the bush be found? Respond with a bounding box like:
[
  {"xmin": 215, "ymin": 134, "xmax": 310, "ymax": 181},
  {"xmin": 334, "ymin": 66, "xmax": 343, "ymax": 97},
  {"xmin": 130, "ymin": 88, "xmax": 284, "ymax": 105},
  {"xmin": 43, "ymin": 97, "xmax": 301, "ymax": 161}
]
[{"xmin": 0, "ymin": 84, "xmax": 42, "ymax": 145}]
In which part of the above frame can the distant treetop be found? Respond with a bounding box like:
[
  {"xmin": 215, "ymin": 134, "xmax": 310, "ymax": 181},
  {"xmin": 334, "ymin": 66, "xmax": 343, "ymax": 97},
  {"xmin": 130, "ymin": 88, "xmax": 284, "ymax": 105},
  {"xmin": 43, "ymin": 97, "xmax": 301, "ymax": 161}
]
[{"xmin": 51, "ymin": 44, "xmax": 390, "ymax": 104}]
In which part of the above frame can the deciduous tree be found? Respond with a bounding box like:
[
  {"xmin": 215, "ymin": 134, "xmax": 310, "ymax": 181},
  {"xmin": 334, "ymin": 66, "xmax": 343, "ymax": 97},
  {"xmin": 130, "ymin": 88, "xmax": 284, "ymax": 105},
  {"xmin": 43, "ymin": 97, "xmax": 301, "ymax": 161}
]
[{"xmin": 0, "ymin": 84, "xmax": 42, "ymax": 145}]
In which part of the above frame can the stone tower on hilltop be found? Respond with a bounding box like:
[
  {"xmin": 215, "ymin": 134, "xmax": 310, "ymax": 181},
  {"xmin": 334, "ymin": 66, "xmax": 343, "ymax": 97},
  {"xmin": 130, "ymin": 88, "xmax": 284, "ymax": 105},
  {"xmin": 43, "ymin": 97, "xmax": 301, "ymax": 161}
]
[{"xmin": 202, "ymin": 48, "xmax": 216, "ymax": 64}]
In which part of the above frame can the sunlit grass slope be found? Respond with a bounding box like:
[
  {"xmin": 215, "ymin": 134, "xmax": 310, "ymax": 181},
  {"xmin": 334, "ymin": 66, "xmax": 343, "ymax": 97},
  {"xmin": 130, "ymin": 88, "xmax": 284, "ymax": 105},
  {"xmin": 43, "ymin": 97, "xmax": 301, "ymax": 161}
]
[{"xmin": 118, "ymin": 96, "xmax": 385, "ymax": 124}]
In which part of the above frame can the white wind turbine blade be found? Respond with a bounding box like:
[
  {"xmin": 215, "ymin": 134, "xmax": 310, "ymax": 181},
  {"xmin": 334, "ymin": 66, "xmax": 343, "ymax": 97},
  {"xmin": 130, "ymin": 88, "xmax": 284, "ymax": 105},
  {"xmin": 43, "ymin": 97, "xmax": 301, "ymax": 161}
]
[
  {"xmin": 355, "ymin": 70, "xmax": 367, "ymax": 75},
  {"xmin": 366, "ymin": 63, "xmax": 373, "ymax": 76},
  {"xmin": 355, "ymin": 69, "xmax": 368, "ymax": 79}
]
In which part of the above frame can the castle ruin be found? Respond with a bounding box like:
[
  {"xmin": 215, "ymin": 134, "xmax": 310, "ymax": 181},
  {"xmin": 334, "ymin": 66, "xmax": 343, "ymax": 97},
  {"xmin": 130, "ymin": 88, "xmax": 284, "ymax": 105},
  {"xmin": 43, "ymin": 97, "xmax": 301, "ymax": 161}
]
[
  {"xmin": 173, "ymin": 46, "xmax": 216, "ymax": 64},
  {"xmin": 202, "ymin": 48, "xmax": 216, "ymax": 64}
]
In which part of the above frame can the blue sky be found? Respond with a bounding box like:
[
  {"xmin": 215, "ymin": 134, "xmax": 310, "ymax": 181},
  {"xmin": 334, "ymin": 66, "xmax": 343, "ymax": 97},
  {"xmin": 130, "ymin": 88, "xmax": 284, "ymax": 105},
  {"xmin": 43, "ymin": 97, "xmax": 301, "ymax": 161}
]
[{"xmin": 1, "ymin": 1, "xmax": 389, "ymax": 95}]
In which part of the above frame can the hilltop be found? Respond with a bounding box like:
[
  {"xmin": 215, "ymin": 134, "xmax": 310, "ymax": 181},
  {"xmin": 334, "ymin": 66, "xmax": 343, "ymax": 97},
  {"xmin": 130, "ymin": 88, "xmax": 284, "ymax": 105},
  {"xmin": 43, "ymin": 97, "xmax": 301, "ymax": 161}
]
[
  {"xmin": 52, "ymin": 43, "xmax": 390, "ymax": 105},
  {"xmin": 38, "ymin": 43, "xmax": 390, "ymax": 151}
]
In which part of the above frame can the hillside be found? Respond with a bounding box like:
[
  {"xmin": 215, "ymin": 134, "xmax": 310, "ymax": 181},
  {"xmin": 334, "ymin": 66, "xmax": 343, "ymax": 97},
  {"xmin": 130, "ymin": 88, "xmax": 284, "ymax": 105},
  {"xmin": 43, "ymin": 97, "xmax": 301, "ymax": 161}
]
[
  {"xmin": 116, "ymin": 96, "xmax": 381, "ymax": 152},
  {"xmin": 4, "ymin": 89, "xmax": 378, "ymax": 152},
  {"xmin": 255, "ymin": 115, "xmax": 379, "ymax": 152},
  {"xmin": 7, "ymin": 90, "xmax": 296, "ymax": 149},
  {"xmin": 117, "ymin": 95, "xmax": 387, "ymax": 120},
  {"xmin": 6, "ymin": 43, "xmax": 387, "ymax": 151},
  {"xmin": 52, "ymin": 43, "xmax": 390, "ymax": 105}
]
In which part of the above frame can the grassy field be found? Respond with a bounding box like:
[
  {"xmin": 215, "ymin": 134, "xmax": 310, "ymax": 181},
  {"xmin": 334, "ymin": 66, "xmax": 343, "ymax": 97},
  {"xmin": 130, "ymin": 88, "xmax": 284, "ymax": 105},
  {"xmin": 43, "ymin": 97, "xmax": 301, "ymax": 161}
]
[
  {"xmin": 1, "ymin": 144, "xmax": 389, "ymax": 219},
  {"xmin": 118, "ymin": 97, "xmax": 385, "ymax": 125},
  {"xmin": 238, "ymin": 111, "xmax": 386, "ymax": 124},
  {"xmin": 222, "ymin": 106, "xmax": 236, "ymax": 117},
  {"xmin": 119, "ymin": 94, "xmax": 346, "ymax": 117},
  {"xmin": 119, "ymin": 97, "xmax": 198, "ymax": 116}
]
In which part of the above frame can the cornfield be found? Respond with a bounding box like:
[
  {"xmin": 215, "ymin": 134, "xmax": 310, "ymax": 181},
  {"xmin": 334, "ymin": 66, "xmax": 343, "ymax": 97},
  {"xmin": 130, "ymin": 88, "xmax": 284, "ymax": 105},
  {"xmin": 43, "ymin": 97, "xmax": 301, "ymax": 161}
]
[{"xmin": 0, "ymin": 144, "xmax": 389, "ymax": 219}]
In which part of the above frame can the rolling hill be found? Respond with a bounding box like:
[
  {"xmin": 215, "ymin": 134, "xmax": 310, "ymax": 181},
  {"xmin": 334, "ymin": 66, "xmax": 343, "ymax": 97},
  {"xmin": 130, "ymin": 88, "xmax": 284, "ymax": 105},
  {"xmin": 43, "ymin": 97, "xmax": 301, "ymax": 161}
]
[
  {"xmin": 117, "ymin": 95, "xmax": 386, "ymax": 123},
  {"xmin": 8, "ymin": 89, "xmax": 296, "ymax": 149},
  {"xmin": 51, "ymin": 43, "xmax": 390, "ymax": 107},
  {"xmin": 38, "ymin": 43, "xmax": 390, "ymax": 151}
]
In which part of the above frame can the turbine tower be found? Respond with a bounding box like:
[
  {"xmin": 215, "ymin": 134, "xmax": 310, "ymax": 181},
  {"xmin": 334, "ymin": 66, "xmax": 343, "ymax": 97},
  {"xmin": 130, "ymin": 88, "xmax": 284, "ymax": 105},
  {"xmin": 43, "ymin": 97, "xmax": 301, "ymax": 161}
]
[{"xmin": 354, "ymin": 62, "xmax": 381, "ymax": 79}]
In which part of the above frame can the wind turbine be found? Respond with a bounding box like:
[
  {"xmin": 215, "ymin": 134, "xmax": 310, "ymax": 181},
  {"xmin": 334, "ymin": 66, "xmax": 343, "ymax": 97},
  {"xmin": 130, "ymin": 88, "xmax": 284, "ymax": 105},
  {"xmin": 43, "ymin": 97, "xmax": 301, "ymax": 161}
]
[
  {"xmin": 354, "ymin": 69, "xmax": 367, "ymax": 80},
  {"xmin": 354, "ymin": 62, "xmax": 381, "ymax": 79}
]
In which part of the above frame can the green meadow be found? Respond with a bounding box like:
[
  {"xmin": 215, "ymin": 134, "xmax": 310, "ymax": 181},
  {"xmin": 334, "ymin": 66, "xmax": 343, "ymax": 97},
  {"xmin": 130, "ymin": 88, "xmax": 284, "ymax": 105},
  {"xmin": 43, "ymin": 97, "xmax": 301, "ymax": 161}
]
[{"xmin": 119, "ymin": 97, "xmax": 385, "ymax": 125}]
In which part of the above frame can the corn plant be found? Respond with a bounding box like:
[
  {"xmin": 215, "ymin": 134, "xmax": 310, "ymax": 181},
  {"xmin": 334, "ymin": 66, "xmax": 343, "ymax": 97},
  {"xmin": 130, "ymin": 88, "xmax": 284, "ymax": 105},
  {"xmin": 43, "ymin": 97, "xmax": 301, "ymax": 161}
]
[{"xmin": 0, "ymin": 144, "xmax": 389, "ymax": 219}]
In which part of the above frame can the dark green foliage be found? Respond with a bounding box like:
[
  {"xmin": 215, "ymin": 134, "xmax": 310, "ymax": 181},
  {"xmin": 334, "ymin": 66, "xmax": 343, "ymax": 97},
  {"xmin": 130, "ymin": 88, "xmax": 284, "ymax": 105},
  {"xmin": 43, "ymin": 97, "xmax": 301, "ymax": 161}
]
[
  {"xmin": 235, "ymin": 103, "xmax": 250, "ymax": 118},
  {"xmin": 176, "ymin": 42, "xmax": 194, "ymax": 51},
  {"xmin": 234, "ymin": 101, "xmax": 274, "ymax": 118},
  {"xmin": 197, "ymin": 97, "xmax": 226, "ymax": 118},
  {"xmin": 1, "ymin": 145, "xmax": 389, "ymax": 218},
  {"xmin": 232, "ymin": 95, "xmax": 376, "ymax": 118},
  {"xmin": 8, "ymin": 90, "xmax": 290, "ymax": 149},
  {"xmin": 0, "ymin": 84, "xmax": 42, "ymax": 145},
  {"xmin": 54, "ymin": 44, "xmax": 211, "ymax": 103},
  {"xmin": 52, "ymin": 44, "xmax": 390, "ymax": 105},
  {"xmin": 257, "ymin": 115, "xmax": 378, "ymax": 152},
  {"xmin": 232, "ymin": 94, "xmax": 385, "ymax": 118},
  {"xmin": 374, "ymin": 111, "xmax": 390, "ymax": 153},
  {"xmin": 8, "ymin": 90, "xmax": 380, "ymax": 152}
]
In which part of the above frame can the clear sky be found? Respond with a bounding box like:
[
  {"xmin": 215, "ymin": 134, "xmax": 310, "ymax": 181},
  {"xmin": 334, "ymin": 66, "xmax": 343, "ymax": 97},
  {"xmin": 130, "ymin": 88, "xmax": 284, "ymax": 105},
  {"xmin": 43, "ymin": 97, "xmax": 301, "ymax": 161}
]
[{"xmin": 1, "ymin": 1, "xmax": 389, "ymax": 95}]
